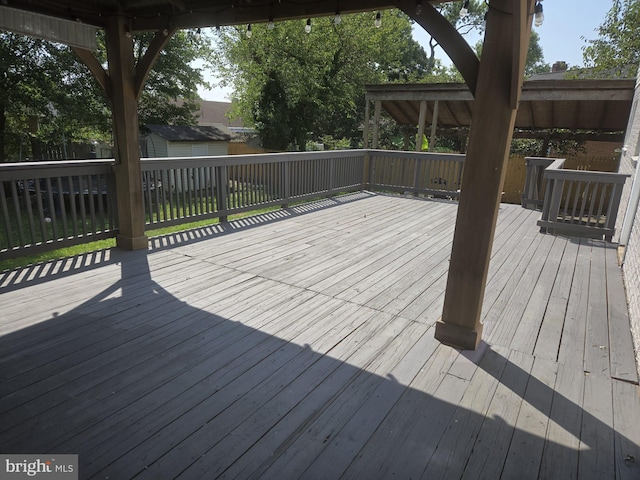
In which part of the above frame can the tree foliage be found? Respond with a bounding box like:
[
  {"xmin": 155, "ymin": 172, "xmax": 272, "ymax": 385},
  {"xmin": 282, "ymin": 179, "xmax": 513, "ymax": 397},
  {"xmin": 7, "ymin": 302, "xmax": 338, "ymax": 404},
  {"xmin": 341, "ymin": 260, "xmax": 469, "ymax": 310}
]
[
  {"xmin": 212, "ymin": 11, "xmax": 435, "ymax": 150},
  {"xmin": 0, "ymin": 29, "xmax": 210, "ymax": 161},
  {"xmin": 583, "ymin": 0, "xmax": 640, "ymax": 74}
]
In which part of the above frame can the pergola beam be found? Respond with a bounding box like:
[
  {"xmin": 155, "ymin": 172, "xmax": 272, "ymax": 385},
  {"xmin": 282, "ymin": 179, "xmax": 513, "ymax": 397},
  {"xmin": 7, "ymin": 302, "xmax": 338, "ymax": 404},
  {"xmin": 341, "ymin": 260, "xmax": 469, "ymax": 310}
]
[
  {"xmin": 134, "ymin": 27, "xmax": 178, "ymax": 99},
  {"xmin": 398, "ymin": 0, "xmax": 480, "ymax": 95},
  {"xmin": 71, "ymin": 47, "xmax": 110, "ymax": 96}
]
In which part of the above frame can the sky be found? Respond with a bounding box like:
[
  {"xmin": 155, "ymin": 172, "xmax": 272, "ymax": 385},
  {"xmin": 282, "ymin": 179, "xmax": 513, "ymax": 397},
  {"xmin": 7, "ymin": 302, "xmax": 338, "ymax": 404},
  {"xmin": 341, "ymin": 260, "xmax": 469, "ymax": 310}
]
[{"xmin": 198, "ymin": 0, "xmax": 615, "ymax": 102}]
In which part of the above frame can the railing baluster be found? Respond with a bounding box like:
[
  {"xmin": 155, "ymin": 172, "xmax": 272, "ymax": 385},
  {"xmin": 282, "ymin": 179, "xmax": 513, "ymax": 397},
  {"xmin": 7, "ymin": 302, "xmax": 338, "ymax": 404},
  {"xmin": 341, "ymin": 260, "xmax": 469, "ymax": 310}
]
[
  {"xmin": 595, "ymin": 183, "xmax": 607, "ymax": 228},
  {"xmin": 9, "ymin": 180, "xmax": 24, "ymax": 247},
  {"xmin": 1, "ymin": 181, "xmax": 16, "ymax": 249},
  {"xmin": 586, "ymin": 182, "xmax": 599, "ymax": 227},
  {"xmin": 86, "ymin": 175, "xmax": 97, "ymax": 236}
]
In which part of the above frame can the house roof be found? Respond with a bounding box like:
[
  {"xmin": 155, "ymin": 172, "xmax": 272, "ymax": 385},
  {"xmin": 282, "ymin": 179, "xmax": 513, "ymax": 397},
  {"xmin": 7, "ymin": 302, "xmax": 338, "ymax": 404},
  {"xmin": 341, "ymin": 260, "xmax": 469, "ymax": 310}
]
[
  {"xmin": 195, "ymin": 101, "xmax": 244, "ymax": 128},
  {"xmin": 146, "ymin": 125, "xmax": 233, "ymax": 142},
  {"xmin": 366, "ymin": 79, "xmax": 635, "ymax": 134}
]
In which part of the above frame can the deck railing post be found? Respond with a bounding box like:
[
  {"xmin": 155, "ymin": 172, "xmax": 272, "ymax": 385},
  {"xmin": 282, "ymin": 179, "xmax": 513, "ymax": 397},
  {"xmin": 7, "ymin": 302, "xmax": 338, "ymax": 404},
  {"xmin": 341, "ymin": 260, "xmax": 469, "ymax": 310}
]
[
  {"xmin": 605, "ymin": 182, "xmax": 624, "ymax": 242},
  {"xmin": 329, "ymin": 157, "xmax": 335, "ymax": 195},
  {"xmin": 412, "ymin": 155, "xmax": 422, "ymax": 196},
  {"xmin": 282, "ymin": 160, "xmax": 291, "ymax": 209},
  {"xmin": 215, "ymin": 165, "xmax": 228, "ymax": 222}
]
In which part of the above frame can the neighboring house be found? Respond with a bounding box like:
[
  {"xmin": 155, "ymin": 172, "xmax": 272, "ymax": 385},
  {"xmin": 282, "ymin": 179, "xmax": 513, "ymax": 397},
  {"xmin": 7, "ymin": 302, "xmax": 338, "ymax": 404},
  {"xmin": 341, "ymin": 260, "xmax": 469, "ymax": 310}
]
[
  {"xmin": 617, "ymin": 65, "xmax": 640, "ymax": 373},
  {"xmin": 141, "ymin": 124, "xmax": 233, "ymax": 158},
  {"xmin": 193, "ymin": 100, "xmax": 243, "ymax": 129},
  {"xmin": 192, "ymin": 99, "xmax": 260, "ymax": 147}
]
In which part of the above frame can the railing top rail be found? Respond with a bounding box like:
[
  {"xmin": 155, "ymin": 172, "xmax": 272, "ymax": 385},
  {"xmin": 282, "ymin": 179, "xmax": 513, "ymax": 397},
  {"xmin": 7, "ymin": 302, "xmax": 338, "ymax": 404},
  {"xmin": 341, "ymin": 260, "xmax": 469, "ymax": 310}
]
[
  {"xmin": 0, "ymin": 159, "xmax": 115, "ymax": 180},
  {"xmin": 539, "ymin": 156, "xmax": 629, "ymax": 183},
  {"xmin": 543, "ymin": 168, "xmax": 630, "ymax": 183},
  {"xmin": 141, "ymin": 149, "xmax": 368, "ymax": 170},
  {"xmin": 369, "ymin": 149, "xmax": 465, "ymax": 162},
  {"xmin": 525, "ymin": 156, "xmax": 562, "ymax": 167}
]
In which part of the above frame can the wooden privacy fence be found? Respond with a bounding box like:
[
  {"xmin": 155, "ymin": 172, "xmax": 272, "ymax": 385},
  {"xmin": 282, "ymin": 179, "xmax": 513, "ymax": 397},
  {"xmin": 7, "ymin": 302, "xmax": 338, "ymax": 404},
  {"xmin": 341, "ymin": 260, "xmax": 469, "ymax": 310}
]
[
  {"xmin": 0, "ymin": 160, "xmax": 117, "ymax": 258},
  {"xmin": 532, "ymin": 158, "xmax": 629, "ymax": 241}
]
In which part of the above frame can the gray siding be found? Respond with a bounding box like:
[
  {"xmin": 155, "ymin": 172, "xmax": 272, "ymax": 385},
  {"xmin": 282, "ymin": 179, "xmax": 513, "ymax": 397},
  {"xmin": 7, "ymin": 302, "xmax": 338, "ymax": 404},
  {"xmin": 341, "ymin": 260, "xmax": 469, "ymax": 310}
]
[
  {"xmin": 144, "ymin": 134, "xmax": 169, "ymax": 157},
  {"xmin": 167, "ymin": 142, "xmax": 228, "ymax": 157},
  {"xmin": 618, "ymin": 65, "xmax": 640, "ymax": 374}
]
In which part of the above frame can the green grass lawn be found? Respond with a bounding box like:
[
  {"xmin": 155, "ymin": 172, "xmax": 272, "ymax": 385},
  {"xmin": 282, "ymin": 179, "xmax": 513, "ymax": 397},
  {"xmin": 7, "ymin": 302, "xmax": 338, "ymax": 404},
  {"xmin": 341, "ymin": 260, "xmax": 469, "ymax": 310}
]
[{"xmin": 0, "ymin": 205, "xmax": 282, "ymax": 273}]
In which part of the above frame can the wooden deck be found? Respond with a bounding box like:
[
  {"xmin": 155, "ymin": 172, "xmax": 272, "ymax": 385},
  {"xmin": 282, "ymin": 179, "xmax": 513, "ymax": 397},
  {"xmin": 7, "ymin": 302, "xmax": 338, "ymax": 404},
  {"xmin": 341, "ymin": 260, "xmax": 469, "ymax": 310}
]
[{"xmin": 1, "ymin": 192, "xmax": 639, "ymax": 480}]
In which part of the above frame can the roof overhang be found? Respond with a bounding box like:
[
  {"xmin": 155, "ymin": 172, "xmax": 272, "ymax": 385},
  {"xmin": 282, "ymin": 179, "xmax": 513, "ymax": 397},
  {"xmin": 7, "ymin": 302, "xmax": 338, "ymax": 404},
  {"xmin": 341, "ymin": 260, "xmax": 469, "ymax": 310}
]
[{"xmin": 366, "ymin": 79, "xmax": 635, "ymax": 133}]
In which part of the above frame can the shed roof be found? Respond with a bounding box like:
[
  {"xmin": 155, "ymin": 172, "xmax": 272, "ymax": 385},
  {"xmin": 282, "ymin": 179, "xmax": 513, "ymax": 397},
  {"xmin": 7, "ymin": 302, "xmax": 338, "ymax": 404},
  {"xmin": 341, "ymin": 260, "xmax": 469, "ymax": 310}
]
[
  {"xmin": 366, "ymin": 79, "xmax": 635, "ymax": 133},
  {"xmin": 146, "ymin": 124, "xmax": 233, "ymax": 142}
]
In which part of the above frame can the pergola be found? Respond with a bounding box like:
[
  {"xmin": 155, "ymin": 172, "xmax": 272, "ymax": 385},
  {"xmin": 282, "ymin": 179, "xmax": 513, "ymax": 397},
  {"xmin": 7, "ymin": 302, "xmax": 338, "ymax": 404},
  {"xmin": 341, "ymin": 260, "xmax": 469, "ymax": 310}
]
[
  {"xmin": 2, "ymin": 0, "xmax": 538, "ymax": 351},
  {"xmin": 365, "ymin": 79, "xmax": 635, "ymax": 150}
]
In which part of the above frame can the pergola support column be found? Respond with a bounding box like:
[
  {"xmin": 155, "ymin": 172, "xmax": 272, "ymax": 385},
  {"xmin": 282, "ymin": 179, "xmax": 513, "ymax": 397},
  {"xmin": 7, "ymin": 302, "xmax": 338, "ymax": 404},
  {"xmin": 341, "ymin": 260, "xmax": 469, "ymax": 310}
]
[
  {"xmin": 372, "ymin": 100, "xmax": 381, "ymax": 149},
  {"xmin": 104, "ymin": 16, "xmax": 147, "ymax": 250},
  {"xmin": 429, "ymin": 100, "xmax": 439, "ymax": 152},
  {"xmin": 435, "ymin": 0, "xmax": 534, "ymax": 349}
]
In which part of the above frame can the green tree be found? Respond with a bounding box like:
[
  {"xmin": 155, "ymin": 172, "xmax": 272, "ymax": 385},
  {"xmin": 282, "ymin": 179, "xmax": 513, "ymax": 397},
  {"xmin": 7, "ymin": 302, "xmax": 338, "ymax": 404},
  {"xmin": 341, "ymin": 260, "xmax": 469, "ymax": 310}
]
[
  {"xmin": 0, "ymin": 29, "xmax": 211, "ymax": 161},
  {"xmin": 583, "ymin": 0, "xmax": 640, "ymax": 74},
  {"xmin": 427, "ymin": 1, "xmax": 485, "ymax": 74},
  {"xmin": 212, "ymin": 11, "xmax": 431, "ymax": 150},
  {"xmin": 475, "ymin": 30, "xmax": 549, "ymax": 77}
]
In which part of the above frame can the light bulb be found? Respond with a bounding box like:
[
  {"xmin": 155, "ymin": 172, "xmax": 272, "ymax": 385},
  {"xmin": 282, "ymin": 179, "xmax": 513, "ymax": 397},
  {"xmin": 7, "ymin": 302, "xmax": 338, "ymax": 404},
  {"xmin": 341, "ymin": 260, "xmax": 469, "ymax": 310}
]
[
  {"xmin": 459, "ymin": 7, "xmax": 468, "ymax": 18},
  {"xmin": 246, "ymin": 24, "xmax": 252, "ymax": 38},
  {"xmin": 375, "ymin": 12, "xmax": 382, "ymax": 28},
  {"xmin": 305, "ymin": 18, "xmax": 311, "ymax": 33},
  {"xmin": 334, "ymin": 12, "xmax": 342, "ymax": 25},
  {"xmin": 534, "ymin": 2, "xmax": 544, "ymax": 27},
  {"xmin": 415, "ymin": 1, "xmax": 423, "ymax": 15},
  {"xmin": 267, "ymin": 20, "xmax": 274, "ymax": 30},
  {"xmin": 459, "ymin": 0, "xmax": 469, "ymax": 19}
]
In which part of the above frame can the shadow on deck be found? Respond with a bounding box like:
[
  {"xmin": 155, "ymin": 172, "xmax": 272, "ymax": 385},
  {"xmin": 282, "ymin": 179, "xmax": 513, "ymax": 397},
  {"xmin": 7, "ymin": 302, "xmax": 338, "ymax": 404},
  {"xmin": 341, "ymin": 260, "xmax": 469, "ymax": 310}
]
[{"xmin": 0, "ymin": 193, "xmax": 638, "ymax": 480}]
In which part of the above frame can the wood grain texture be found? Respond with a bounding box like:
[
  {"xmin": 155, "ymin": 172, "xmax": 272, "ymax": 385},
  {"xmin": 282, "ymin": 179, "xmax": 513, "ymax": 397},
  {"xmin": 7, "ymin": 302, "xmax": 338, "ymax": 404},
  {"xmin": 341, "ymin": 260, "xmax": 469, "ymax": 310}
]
[{"xmin": 0, "ymin": 193, "xmax": 637, "ymax": 480}]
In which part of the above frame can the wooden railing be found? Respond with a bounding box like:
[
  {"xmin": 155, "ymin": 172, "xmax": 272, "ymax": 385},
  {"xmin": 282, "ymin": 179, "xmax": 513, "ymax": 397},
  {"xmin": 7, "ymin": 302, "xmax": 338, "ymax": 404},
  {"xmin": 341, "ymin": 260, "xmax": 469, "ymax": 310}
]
[
  {"xmin": 0, "ymin": 150, "xmax": 465, "ymax": 258},
  {"xmin": 521, "ymin": 157, "xmax": 555, "ymax": 209},
  {"xmin": 368, "ymin": 150, "xmax": 464, "ymax": 198},
  {"xmin": 536, "ymin": 158, "xmax": 629, "ymax": 241},
  {"xmin": 0, "ymin": 160, "xmax": 117, "ymax": 258},
  {"xmin": 141, "ymin": 150, "xmax": 366, "ymax": 228}
]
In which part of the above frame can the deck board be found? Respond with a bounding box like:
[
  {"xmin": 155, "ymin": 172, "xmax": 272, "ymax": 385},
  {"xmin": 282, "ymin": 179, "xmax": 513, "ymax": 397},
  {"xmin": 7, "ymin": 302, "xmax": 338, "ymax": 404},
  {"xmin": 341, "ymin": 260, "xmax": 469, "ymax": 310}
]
[{"xmin": 1, "ymin": 192, "xmax": 638, "ymax": 480}]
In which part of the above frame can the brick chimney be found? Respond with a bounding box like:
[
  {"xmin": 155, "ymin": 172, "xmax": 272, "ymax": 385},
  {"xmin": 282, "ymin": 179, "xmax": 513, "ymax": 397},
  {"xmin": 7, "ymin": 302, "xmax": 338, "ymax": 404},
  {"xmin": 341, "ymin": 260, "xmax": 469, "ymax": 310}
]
[{"xmin": 552, "ymin": 61, "xmax": 568, "ymax": 73}]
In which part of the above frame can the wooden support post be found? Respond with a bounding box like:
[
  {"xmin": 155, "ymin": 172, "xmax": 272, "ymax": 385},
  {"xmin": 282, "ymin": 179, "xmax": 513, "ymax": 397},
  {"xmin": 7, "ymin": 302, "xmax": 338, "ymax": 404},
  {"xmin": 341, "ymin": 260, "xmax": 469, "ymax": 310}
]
[
  {"xmin": 435, "ymin": 0, "xmax": 534, "ymax": 350},
  {"xmin": 372, "ymin": 101, "xmax": 381, "ymax": 149},
  {"xmin": 416, "ymin": 100, "xmax": 427, "ymax": 152},
  {"xmin": 429, "ymin": 100, "xmax": 439, "ymax": 152},
  {"xmin": 105, "ymin": 16, "xmax": 148, "ymax": 250}
]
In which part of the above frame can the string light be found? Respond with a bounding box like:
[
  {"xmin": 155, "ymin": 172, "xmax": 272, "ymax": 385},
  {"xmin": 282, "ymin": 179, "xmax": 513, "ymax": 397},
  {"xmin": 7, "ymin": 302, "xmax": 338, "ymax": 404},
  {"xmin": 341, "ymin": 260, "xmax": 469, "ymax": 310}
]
[
  {"xmin": 267, "ymin": 18, "xmax": 274, "ymax": 30},
  {"xmin": 415, "ymin": 0, "xmax": 423, "ymax": 15},
  {"xmin": 246, "ymin": 24, "xmax": 252, "ymax": 38},
  {"xmin": 534, "ymin": 1, "xmax": 544, "ymax": 27},
  {"xmin": 334, "ymin": 10, "xmax": 342, "ymax": 25},
  {"xmin": 459, "ymin": 0, "xmax": 470, "ymax": 19},
  {"xmin": 375, "ymin": 12, "xmax": 382, "ymax": 28},
  {"xmin": 305, "ymin": 18, "xmax": 312, "ymax": 33}
]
